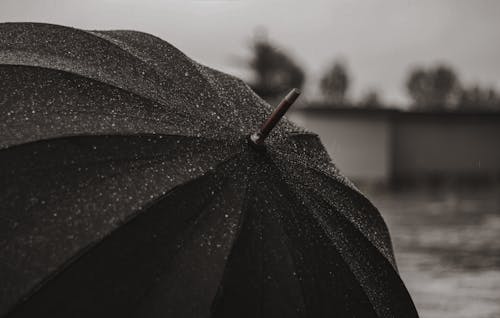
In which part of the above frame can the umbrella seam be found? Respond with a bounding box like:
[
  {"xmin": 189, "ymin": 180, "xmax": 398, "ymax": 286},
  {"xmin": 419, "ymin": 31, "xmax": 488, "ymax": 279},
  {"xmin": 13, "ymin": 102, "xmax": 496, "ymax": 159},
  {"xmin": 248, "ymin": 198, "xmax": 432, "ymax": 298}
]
[
  {"xmin": 108, "ymin": 152, "xmax": 245, "ymax": 313},
  {"xmin": 0, "ymin": 63, "xmax": 171, "ymax": 109},
  {"xmin": 86, "ymin": 30, "xmax": 244, "ymax": 134},
  {"xmin": 14, "ymin": 23, "xmax": 174, "ymax": 106},
  {"xmin": 271, "ymin": 157, "xmax": 416, "ymax": 315},
  {"xmin": 269, "ymin": 166, "xmax": 381, "ymax": 316},
  {"xmin": 1, "ymin": 157, "xmax": 173, "ymax": 314},
  {"xmin": 264, "ymin": 183, "xmax": 309, "ymax": 316},
  {"xmin": 3, "ymin": 146, "xmax": 243, "ymax": 227},
  {"xmin": 289, "ymin": 164, "xmax": 397, "ymax": 268},
  {"xmin": 275, "ymin": 164, "xmax": 397, "ymax": 270},
  {"xmin": 208, "ymin": 173, "xmax": 250, "ymax": 316},
  {"xmin": 2, "ymin": 151, "xmax": 245, "ymax": 316},
  {"xmin": 1, "ymin": 63, "xmax": 243, "ymax": 136},
  {"xmin": 127, "ymin": 170, "xmax": 233, "ymax": 312},
  {"xmin": 0, "ymin": 133, "xmax": 223, "ymax": 152},
  {"xmin": 2, "ymin": 22, "xmax": 165, "ymax": 98},
  {"xmin": 0, "ymin": 135, "xmax": 235, "ymax": 174},
  {"xmin": 298, "ymin": 189, "xmax": 416, "ymax": 317},
  {"xmin": 4, "ymin": 156, "xmax": 177, "ymax": 227}
]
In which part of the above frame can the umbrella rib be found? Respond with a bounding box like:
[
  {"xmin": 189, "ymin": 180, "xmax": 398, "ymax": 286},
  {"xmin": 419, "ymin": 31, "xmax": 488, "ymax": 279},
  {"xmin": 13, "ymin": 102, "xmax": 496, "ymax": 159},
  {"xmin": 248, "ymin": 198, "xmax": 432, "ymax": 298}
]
[
  {"xmin": 270, "ymin": 148, "xmax": 353, "ymax": 189},
  {"xmin": 0, "ymin": 134, "xmax": 231, "ymax": 173},
  {"xmin": 263, "ymin": 184, "xmax": 309, "ymax": 314},
  {"xmin": 87, "ymin": 29, "xmax": 202, "ymax": 107},
  {"xmin": 6, "ymin": 23, "xmax": 163, "ymax": 91},
  {"xmin": 3, "ymin": 23, "xmax": 246, "ymax": 124},
  {"xmin": 4, "ymin": 151, "xmax": 246, "ymax": 316},
  {"xmin": 283, "ymin": 161, "xmax": 396, "ymax": 267},
  {"xmin": 208, "ymin": 175, "xmax": 251, "ymax": 314},
  {"xmin": 1, "ymin": 63, "xmax": 241, "ymax": 136},
  {"xmin": 3, "ymin": 144, "xmax": 244, "ymax": 227},
  {"xmin": 256, "ymin": 183, "xmax": 314, "ymax": 316},
  {"xmin": 295, "ymin": 188, "xmax": 418, "ymax": 317},
  {"xmin": 5, "ymin": 23, "xmax": 172, "ymax": 105},
  {"xmin": 270, "ymin": 158, "xmax": 413, "ymax": 315},
  {"xmin": 87, "ymin": 30, "xmax": 243, "ymax": 132},
  {"xmin": 85, "ymin": 30, "xmax": 175, "ymax": 101},
  {"xmin": 0, "ymin": 63, "xmax": 208, "ymax": 128},
  {"xmin": 1, "ymin": 131, "xmax": 228, "ymax": 153},
  {"xmin": 42, "ymin": 108, "xmax": 197, "ymax": 132},
  {"xmin": 117, "ymin": 153, "xmax": 246, "ymax": 311},
  {"xmin": 301, "ymin": 163, "xmax": 362, "ymax": 196},
  {"xmin": 275, "ymin": 164, "xmax": 396, "ymax": 269},
  {"xmin": 1, "ymin": 157, "xmax": 176, "ymax": 314},
  {"xmin": 9, "ymin": 155, "xmax": 178, "ymax": 224},
  {"xmin": 255, "ymin": 161, "xmax": 380, "ymax": 315},
  {"xmin": 211, "ymin": 168, "xmax": 310, "ymax": 315},
  {"xmin": 0, "ymin": 63, "xmax": 168, "ymax": 108},
  {"xmin": 190, "ymin": 63, "xmax": 240, "ymax": 124},
  {"xmin": 267, "ymin": 167, "xmax": 381, "ymax": 315},
  {"xmin": 258, "ymin": 189, "xmax": 264, "ymax": 318},
  {"xmin": 128, "ymin": 180, "xmax": 228, "ymax": 309},
  {"xmin": 285, "ymin": 131, "xmax": 321, "ymax": 138}
]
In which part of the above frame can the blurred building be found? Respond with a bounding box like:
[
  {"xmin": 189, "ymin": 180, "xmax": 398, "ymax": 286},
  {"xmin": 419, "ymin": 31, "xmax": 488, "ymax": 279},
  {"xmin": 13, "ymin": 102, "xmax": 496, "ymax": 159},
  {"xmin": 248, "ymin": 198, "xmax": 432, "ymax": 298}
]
[{"xmin": 290, "ymin": 107, "xmax": 500, "ymax": 185}]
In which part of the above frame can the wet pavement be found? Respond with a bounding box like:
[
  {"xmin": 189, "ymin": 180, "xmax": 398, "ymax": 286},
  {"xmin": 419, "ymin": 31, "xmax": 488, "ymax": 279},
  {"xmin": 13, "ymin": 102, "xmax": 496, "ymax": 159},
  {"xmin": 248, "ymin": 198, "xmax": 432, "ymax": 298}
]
[{"xmin": 363, "ymin": 184, "xmax": 500, "ymax": 318}]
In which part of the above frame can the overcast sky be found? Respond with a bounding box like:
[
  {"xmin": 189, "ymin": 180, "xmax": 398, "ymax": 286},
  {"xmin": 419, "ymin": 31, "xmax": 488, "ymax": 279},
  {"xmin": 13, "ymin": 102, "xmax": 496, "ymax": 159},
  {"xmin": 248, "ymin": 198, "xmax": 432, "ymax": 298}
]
[{"xmin": 1, "ymin": 0, "xmax": 499, "ymax": 106}]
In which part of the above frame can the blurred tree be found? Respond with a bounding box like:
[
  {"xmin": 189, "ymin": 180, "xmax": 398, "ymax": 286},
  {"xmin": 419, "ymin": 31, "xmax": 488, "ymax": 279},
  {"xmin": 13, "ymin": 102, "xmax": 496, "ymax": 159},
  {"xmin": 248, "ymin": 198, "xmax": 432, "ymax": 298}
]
[
  {"xmin": 248, "ymin": 36, "xmax": 305, "ymax": 100},
  {"xmin": 406, "ymin": 65, "xmax": 460, "ymax": 110},
  {"xmin": 457, "ymin": 86, "xmax": 500, "ymax": 111},
  {"xmin": 320, "ymin": 61, "xmax": 350, "ymax": 106},
  {"xmin": 360, "ymin": 90, "xmax": 383, "ymax": 109}
]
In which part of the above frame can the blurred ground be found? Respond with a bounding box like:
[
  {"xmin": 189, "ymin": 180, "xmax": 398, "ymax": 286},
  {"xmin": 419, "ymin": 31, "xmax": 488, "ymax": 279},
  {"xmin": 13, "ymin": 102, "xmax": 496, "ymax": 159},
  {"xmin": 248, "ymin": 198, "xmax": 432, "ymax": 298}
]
[{"xmin": 361, "ymin": 184, "xmax": 500, "ymax": 318}]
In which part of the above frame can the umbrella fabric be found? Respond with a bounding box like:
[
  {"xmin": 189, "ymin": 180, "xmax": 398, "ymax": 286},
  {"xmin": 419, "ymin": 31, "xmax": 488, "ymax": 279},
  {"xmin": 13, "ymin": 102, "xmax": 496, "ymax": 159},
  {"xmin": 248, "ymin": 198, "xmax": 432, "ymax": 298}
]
[{"xmin": 0, "ymin": 22, "xmax": 418, "ymax": 317}]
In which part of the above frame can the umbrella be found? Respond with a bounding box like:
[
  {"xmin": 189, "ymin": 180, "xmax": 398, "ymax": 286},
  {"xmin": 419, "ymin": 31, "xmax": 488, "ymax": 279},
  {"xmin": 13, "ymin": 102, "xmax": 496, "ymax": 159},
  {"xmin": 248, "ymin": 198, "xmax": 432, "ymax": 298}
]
[{"xmin": 0, "ymin": 22, "xmax": 418, "ymax": 317}]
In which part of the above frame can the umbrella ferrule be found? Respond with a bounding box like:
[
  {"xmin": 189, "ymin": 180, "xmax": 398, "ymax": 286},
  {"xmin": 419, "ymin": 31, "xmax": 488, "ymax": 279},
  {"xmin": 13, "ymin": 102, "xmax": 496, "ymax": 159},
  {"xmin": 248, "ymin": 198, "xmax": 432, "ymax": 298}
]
[{"xmin": 250, "ymin": 88, "xmax": 301, "ymax": 146}]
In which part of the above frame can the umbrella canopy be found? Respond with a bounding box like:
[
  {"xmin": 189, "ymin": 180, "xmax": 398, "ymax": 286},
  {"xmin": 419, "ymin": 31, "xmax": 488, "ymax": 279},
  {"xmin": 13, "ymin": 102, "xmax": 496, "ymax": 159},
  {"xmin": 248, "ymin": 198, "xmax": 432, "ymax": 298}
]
[{"xmin": 0, "ymin": 22, "xmax": 418, "ymax": 318}]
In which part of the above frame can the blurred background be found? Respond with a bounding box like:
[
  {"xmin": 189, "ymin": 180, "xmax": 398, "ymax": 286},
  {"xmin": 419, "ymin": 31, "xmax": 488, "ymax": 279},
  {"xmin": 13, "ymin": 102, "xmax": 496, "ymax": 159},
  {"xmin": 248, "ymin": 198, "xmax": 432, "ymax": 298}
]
[{"xmin": 2, "ymin": 0, "xmax": 499, "ymax": 316}]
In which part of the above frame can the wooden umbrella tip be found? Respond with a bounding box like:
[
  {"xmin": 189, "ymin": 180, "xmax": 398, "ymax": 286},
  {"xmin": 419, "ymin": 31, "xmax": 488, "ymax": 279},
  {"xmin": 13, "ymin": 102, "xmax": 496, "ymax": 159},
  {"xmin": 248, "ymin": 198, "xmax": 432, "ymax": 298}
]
[
  {"xmin": 285, "ymin": 88, "xmax": 301, "ymax": 103},
  {"xmin": 249, "ymin": 88, "xmax": 302, "ymax": 148}
]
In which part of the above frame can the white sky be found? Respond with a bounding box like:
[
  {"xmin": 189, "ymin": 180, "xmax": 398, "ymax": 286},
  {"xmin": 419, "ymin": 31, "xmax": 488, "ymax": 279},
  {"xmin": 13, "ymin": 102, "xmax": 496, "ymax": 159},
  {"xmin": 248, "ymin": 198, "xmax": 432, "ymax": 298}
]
[{"xmin": 1, "ymin": 0, "xmax": 499, "ymax": 106}]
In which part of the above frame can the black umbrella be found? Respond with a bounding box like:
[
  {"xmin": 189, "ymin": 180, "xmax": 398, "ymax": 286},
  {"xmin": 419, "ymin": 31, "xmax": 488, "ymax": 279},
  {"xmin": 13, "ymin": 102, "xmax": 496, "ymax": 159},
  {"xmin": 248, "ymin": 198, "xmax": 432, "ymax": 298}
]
[{"xmin": 0, "ymin": 22, "xmax": 418, "ymax": 318}]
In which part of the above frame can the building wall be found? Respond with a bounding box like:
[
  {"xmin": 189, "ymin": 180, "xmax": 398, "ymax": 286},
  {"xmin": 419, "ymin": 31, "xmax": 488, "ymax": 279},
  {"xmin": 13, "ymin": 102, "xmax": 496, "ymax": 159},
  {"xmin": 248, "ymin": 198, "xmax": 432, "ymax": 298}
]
[
  {"xmin": 291, "ymin": 109, "xmax": 500, "ymax": 184},
  {"xmin": 289, "ymin": 111, "xmax": 392, "ymax": 183},
  {"xmin": 393, "ymin": 114, "xmax": 500, "ymax": 180}
]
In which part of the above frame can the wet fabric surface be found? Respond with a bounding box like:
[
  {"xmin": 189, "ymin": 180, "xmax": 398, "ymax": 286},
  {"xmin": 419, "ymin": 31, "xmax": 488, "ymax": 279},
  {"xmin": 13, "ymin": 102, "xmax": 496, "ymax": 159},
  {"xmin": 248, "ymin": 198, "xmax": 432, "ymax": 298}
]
[{"xmin": 0, "ymin": 22, "xmax": 418, "ymax": 317}]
